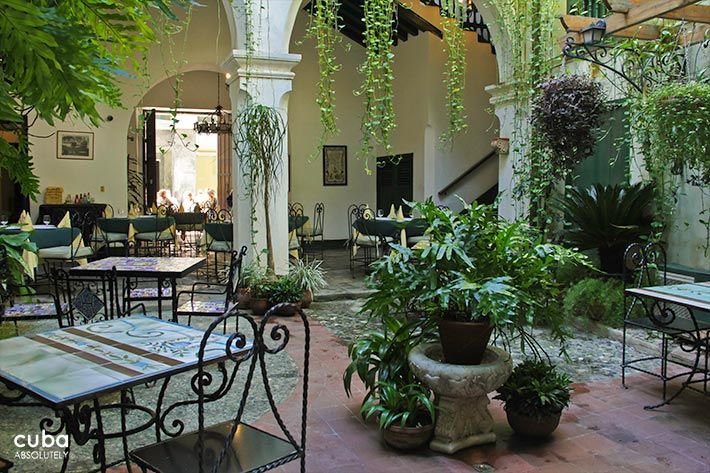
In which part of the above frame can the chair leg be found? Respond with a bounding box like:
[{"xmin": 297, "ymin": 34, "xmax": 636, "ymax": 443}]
[
  {"xmin": 622, "ymin": 322, "xmax": 628, "ymax": 388},
  {"xmin": 661, "ymin": 333, "xmax": 668, "ymax": 403}
]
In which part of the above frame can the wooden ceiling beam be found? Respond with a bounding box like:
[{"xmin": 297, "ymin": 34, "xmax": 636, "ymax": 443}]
[
  {"xmin": 561, "ymin": 14, "xmax": 660, "ymax": 39},
  {"xmin": 608, "ymin": 0, "xmax": 710, "ymax": 23},
  {"xmin": 605, "ymin": 0, "xmax": 703, "ymax": 35},
  {"xmin": 680, "ymin": 23, "xmax": 710, "ymax": 44}
]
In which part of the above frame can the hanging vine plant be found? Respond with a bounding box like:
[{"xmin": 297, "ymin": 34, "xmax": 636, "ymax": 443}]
[
  {"xmin": 357, "ymin": 0, "xmax": 397, "ymax": 172},
  {"xmin": 440, "ymin": 16, "xmax": 467, "ymax": 144},
  {"xmin": 531, "ymin": 75, "xmax": 610, "ymax": 172},
  {"xmin": 305, "ymin": 0, "xmax": 343, "ymax": 148},
  {"xmin": 235, "ymin": 104, "xmax": 286, "ymax": 273}
]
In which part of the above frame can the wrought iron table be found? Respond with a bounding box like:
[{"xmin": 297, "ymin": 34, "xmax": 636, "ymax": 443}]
[
  {"xmin": 70, "ymin": 257, "xmax": 205, "ymax": 321},
  {"xmin": 0, "ymin": 316, "xmax": 250, "ymax": 472},
  {"xmin": 625, "ymin": 282, "xmax": 710, "ymax": 408}
]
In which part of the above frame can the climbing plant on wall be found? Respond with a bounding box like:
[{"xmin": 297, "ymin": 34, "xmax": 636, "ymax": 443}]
[
  {"xmin": 357, "ymin": 0, "xmax": 397, "ymax": 172},
  {"xmin": 306, "ymin": 0, "xmax": 343, "ymax": 148},
  {"xmin": 493, "ymin": 0, "xmax": 560, "ymax": 231},
  {"xmin": 440, "ymin": 15, "xmax": 468, "ymax": 144}
]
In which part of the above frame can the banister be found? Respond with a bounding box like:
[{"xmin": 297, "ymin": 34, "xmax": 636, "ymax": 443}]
[{"xmin": 438, "ymin": 150, "xmax": 498, "ymax": 197}]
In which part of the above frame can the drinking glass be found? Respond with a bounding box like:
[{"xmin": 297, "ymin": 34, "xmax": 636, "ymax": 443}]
[
  {"xmin": 0, "ymin": 215, "xmax": 7, "ymax": 226},
  {"xmin": 377, "ymin": 209, "xmax": 384, "ymax": 218},
  {"xmin": 43, "ymin": 214, "xmax": 51, "ymax": 225}
]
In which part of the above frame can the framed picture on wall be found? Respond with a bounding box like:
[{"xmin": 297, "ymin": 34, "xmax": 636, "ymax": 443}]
[
  {"xmin": 323, "ymin": 145, "xmax": 347, "ymax": 186},
  {"xmin": 57, "ymin": 131, "xmax": 94, "ymax": 160}
]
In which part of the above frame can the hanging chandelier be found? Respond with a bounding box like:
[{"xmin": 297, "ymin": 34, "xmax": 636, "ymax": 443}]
[{"xmin": 194, "ymin": 74, "xmax": 232, "ymax": 135}]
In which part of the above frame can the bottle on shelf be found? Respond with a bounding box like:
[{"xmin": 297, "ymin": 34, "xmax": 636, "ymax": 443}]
[{"xmin": 74, "ymin": 194, "xmax": 79, "ymax": 204}]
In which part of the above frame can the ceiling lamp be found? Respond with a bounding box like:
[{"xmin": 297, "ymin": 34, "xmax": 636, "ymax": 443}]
[{"xmin": 194, "ymin": 74, "xmax": 232, "ymax": 135}]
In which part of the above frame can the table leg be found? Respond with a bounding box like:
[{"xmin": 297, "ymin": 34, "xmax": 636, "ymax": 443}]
[
  {"xmin": 156, "ymin": 277, "xmax": 163, "ymax": 320},
  {"xmin": 171, "ymin": 278, "xmax": 178, "ymax": 323}
]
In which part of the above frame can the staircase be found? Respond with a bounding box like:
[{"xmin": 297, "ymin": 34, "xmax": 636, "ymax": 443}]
[{"xmin": 438, "ymin": 150, "xmax": 499, "ymax": 210}]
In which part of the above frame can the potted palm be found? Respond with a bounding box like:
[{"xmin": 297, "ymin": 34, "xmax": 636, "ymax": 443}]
[
  {"xmin": 361, "ymin": 380, "xmax": 435, "ymax": 450},
  {"xmin": 288, "ymin": 259, "xmax": 327, "ymax": 308},
  {"xmin": 363, "ymin": 199, "xmax": 587, "ymax": 365},
  {"xmin": 494, "ymin": 359, "xmax": 571, "ymax": 438}
]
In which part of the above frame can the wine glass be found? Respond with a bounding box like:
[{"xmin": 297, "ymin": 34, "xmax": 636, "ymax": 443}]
[
  {"xmin": 43, "ymin": 214, "xmax": 51, "ymax": 226},
  {"xmin": 377, "ymin": 209, "xmax": 384, "ymax": 218},
  {"xmin": 0, "ymin": 214, "xmax": 7, "ymax": 226}
]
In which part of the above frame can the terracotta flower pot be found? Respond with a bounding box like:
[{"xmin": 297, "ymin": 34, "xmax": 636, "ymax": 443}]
[
  {"xmin": 270, "ymin": 301, "xmax": 302, "ymax": 316},
  {"xmin": 506, "ymin": 409, "xmax": 562, "ymax": 438},
  {"xmin": 249, "ymin": 298, "xmax": 270, "ymax": 315},
  {"xmin": 301, "ymin": 289, "xmax": 313, "ymax": 309},
  {"xmin": 383, "ymin": 423, "xmax": 434, "ymax": 451},
  {"xmin": 438, "ymin": 318, "xmax": 494, "ymax": 365},
  {"xmin": 237, "ymin": 288, "xmax": 251, "ymax": 309}
]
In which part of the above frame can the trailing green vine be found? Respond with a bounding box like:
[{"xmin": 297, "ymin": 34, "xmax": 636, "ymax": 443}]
[
  {"xmin": 440, "ymin": 16, "xmax": 468, "ymax": 144},
  {"xmin": 305, "ymin": 0, "xmax": 343, "ymax": 149},
  {"xmin": 357, "ymin": 0, "xmax": 397, "ymax": 172}
]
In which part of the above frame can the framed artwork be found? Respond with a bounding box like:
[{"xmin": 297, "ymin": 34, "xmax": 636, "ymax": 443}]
[
  {"xmin": 57, "ymin": 131, "xmax": 94, "ymax": 160},
  {"xmin": 323, "ymin": 145, "xmax": 347, "ymax": 186}
]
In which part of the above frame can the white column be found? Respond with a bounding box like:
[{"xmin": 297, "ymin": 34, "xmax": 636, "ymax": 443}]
[
  {"xmin": 223, "ymin": 50, "xmax": 301, "ymax": 275},
  {"xmin": 486, "ymin": 82, "xmax": 528, "ymax": 221}
]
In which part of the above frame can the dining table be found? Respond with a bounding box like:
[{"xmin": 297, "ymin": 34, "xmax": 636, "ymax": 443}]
[
  {"xmin": 0, "ymin": 316, "xmax": 250, "ymax": 473},
  {"xmin": 625, "ymin": 281, "xmax": 710, "ymax": 408},
  {"xmin": 70, "ymin": 257, "xmax": 205, "ymax": 321}
]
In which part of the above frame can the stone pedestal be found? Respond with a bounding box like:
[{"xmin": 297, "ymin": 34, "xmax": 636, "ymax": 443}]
[{"xmin": 409, "ymin": 343, "xmax": 512, "ymax": 454}]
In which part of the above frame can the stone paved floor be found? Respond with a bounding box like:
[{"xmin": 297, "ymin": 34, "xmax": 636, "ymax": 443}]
[{"xmin": 105, "ymin": 313, "xmax": 710, "ymax": 473}]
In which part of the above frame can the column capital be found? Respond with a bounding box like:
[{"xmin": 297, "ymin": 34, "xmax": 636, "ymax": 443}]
[
  {"xmin": 222, "ymin": 50, "xmax": 301, "ymax": 86},
  {"xmin": 485, "ymin": 82, "xmax": 521, "ymax": 108}
]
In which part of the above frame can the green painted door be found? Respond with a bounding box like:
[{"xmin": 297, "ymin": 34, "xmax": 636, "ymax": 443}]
[{"xmin": 572, "ymin": 104, "xmax": 630, "ymax": 189}]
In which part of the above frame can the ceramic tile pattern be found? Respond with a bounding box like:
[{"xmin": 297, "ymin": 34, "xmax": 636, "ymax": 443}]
[
  {"xmin": 0, "ymin": 317, "xmax": 247, "ymax": 406},
  {"xmin": 72, "ymin": 256, "xmax": 205, "ymax": 276}
]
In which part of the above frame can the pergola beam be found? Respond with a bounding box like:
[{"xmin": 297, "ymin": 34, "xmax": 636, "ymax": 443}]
[
  {"xmin": 606, "ymin": 0, "xmax": 710, "ymax": 24},
  {"xmin": 605, "ymin": 0, "xmax": 703, "ymax": 35},
  {"xmin": 561, "ymin": 14, "xmax": 660, "ymax": 39}
]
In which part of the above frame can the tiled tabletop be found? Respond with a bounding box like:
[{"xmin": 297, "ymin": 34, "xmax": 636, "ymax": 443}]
[
  {"xmin": 70, "ymin": 256, "xmax": 205, "ymax": 278},
  {"xmin": 0, "ymin": 317, "xmax": 249, "ymax": 407},
  {"xmin": 626, "ymin": 282, "xmax": 710, "ymax": 312}
]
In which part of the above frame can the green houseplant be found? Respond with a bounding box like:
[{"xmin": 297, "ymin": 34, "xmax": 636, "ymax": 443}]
[
  {"xmin": 249, "ymin": 279, "xmax": 275, "ymax": 315},
  {"xmin": 494, "ymin": 359, "xmax": 571, "ymax": 438},
  {"xmin": 288, "ymin": 259, "xmax": 327, "ymax": 308},
  {"xmin": 343, "ymin": 315, "xmax": 435, "ymax": 449},
  {"xmin": 554, "ymin": 183, "xmax": 654, "ymax": 275},
  {"xmin": 361, "ymin": 380, "xmax": 435, "ymax": 450},
  {"xmin": 237, "ymin": 261, "xmax": 267, "ymax": 309},
  {"xmin": 363, "ymin": 198, "xmax": 587, "ymax": 365},
  {"xmin": 266, "ymin": 276, "xmax": 303, "ymax": 316}
]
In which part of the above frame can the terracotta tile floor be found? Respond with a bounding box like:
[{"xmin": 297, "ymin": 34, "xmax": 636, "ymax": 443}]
[{"xmin": 111, "ymin": 316, "xmax": 710, "ymax": 473}]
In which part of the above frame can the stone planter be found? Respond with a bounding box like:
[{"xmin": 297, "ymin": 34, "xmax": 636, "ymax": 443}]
[
  {"xmin": 383, "ymin": 422, "xmax": 434, "ymax": 450},
  {"xmin": 250, "ymin": 298, "xmax": 270, "ymax": 315},
  {"xmin": 409, "ymin": 343, "xmax": 512, "ymax": 454},
  {"xmin": 301, "ymin": 289, "xmax": 313, "ymax": 309},
  {"xmin": 237, "ymin": 288, "xmax": 251, "ymax": 309}
]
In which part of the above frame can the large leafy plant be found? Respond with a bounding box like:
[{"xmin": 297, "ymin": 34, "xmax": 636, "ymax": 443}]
[
  {"xmin": 0, "ymin": 233, "xmax": 38, "ymax": 284},
  {"xmin": 0, "ymin": 0, "xmax": 195, "ymax": 196},
  {"xmin": 363, "ymin": 199, "xmax": 586, "ymax": 348},
  {"xmin": 494, "ymin": 359, "xmax": 571, "ymax": 419},
  {"xmin": 554, "ymin": 183, "xmax": 654, "ymax": 273},
  {"xmin": 288, "ymin": 259, "xmax": 327, "ymax": 294}
]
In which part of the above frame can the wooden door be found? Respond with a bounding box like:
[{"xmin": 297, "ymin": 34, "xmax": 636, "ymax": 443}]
[
  {"xmin": 143, "ymin": 109, "xmax": 157, "ymax": 208},
  {"xmin": 376, "ymin": 153, "xmax": 413, "ymax": 216}
]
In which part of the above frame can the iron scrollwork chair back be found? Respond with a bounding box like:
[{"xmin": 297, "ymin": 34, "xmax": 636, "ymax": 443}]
[
  {"xmin": 623, "ymin": 242, "xmax": 673, "ymax": 326},
  {"xmin": 137, "ymin": 304, "xmax": 310, "ymax": 473},
  {"xmin": 52, "ymin": 268, "xmax": 127, "ymax": 326}
]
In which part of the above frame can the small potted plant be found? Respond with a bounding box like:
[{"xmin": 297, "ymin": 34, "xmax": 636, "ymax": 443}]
[
  {"xmin": 267, "ymin": 276, "xmax": 303, "ymax": 316},
  {"xmin": 288, "ymin": 259, "xmax": 327, "ymax": 308},
  {"xmin": 249, "ymin": 280, "xmax": 275, "ymax": 316},
  {"xmin": 494, "ymin": 359, "xmax": 571, "ymax": 438},
  {"xmin": 361, "ymin": 380, "xmax": 435, "ymax": 450},
  {"xmin": 237, "ymin": 261, "xmax": 266, "ymax": 309}
]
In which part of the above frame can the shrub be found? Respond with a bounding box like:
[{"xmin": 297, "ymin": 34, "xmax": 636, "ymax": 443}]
[{"xmin": 564, "ymin": 277, "xmax": 624, "ymax": 327}]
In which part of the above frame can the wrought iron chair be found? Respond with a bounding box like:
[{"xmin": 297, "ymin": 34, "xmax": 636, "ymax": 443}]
[
  {"xmin": 175, "ymin": 246, "xmax": 247, "ymax": 327},
  {"xmin": 129, "ymin": 304, "xmax": 310, "ymax": 473},
  {"xmin": 52, "ymin": 268, "xmax": 145, "ymax": 326},
  {"xmin": 347, "ymin": 204, "xmax": 389, "ymax": 274},
  {"xmin": 174, "ymin": 211, "xmax": 206, "ymax": 257},
  {"xmin": 304, "ymin": 202, "xmax": 325, "ymax": 259},
  {"xmin": 134, "ymin": 205, "xmax": 177, "ymax": 256},
  {"xmin": 622, "ymin": 241, "xmax": 710, "ymax": 406},
  {"xmin": 204, "ymin": 222, "xmax": 233, "ymax": 280},
  {"xmin": 0, "ymin": 247, "xmax": 65, "ymax": 332},
  {"xmin": 206, "ymin": 208, "xmax": 232, "ymax": 223},
  {"xmin": 288, "ymin": 204, "xmax": 305, "ymax": 259}
]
